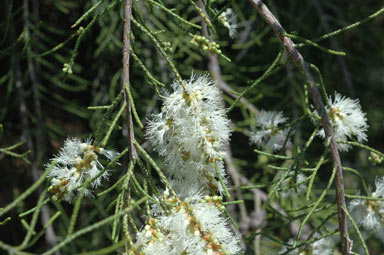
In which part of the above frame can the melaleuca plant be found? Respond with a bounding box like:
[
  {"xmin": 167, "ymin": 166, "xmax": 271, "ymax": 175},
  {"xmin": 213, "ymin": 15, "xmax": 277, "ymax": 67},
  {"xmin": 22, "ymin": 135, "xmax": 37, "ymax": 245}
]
[
  {"xmin": 146, "ymin": 75, "xmax": 231, "ymax": 195},
  {"xmin": 1, "ymin": 1, "xmax": 384, "ymax": 255},
  {"xmin": 135, "ymin": 75, "xmax": 241, "ymax": 254},
  {"xmin": 46, "ymin": 137, "xmax": 117, "ymax": 201},
  {"xmin": 134, "ymin": 194, "xmax": 241, "ymax": 255}
]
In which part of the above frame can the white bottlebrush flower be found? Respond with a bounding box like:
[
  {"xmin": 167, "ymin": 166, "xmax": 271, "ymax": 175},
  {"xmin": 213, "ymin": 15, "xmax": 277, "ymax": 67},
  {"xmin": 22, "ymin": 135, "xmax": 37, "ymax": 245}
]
[
  {"xmin": 349, "ymin": 199, "xmax": 381, "ymax": 231},
  {"xmin": 134, "ymin": 195, "xmax": 241, "ymax": 255},
  {"xmin": 218, "ymin": 8, "xmax": 238, "ymax": 38},
  {"xmin": 349, "ymin": 177, "xmax": 384, "ymax": 231},
  {"xmin": 250, "ymin": 110, "xmax": 290, "ymax": 152},
  {"xmin": 315, "ymin": 92, "xmax": 368, "ymax": 152},
  {"xmin": 146, "ymin": 75, "xmax": 231, "ymax": 195},
  {"xmin": 279, "ymin": 236, "xmax": 333, "ymax": 255},
  {"xmin": 47, "ymin": 137, "xmax": 116, "ymax": 202}
]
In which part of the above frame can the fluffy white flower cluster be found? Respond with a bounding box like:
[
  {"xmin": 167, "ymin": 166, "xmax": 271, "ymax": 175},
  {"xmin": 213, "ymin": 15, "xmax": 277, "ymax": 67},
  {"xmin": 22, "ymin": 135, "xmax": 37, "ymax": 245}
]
[
  {"xmin": 47, "ymin": 137, "xmax": 116, "ymax": 201},
  {"xmin": 137, "ymin": 75, "xmax": 240, "ymax": 255},
  {"xmin": 279, "ymin": 237, "xmax": 333, "ymax": 255},
  {"xmin": 218, "ymin": 8, "xmax": 238, "ymax": 39},
  {"xmin": 135, "ymin": 195, "xmax": 241, "ymax": 255},
  {"xmin": 349, "ymin": 177, "xmax": 384, "ymax": 231},
  {"xmin": 250, "ymin": 110, "xmax": 290, "ymax": 152},
  {"xmin": 146, "ymin": 75, "xmax": 231, "ymax": 195},
  {"xmin": 315, "ymin": 92, "xmax": 368, "ymax": 152}
]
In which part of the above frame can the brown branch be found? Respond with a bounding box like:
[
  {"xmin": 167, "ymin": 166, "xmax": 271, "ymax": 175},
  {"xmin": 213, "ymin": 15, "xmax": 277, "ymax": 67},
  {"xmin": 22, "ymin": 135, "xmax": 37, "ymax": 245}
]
[
  {"xmin": 122, "ymin": 0, "xmax": 137, "ymax": 161},
  {"xmin": 247, "ymin": 1, "xmax": 351, "ymax": 254},
  {"xmin": 198, "ymin": 3, "xmax": 312, "ymax": 253}
]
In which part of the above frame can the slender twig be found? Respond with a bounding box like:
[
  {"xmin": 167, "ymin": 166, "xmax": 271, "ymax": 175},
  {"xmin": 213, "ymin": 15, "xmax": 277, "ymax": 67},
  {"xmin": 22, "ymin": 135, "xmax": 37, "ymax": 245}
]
[
  {"xmin": 66, "ymin": 179, "xmax": 90, "ymax": 238},
  {"xmin": 343, "ymin": 205, "xmax": 370, "ymax": 255},
  {"xmin": 247, "ymin": 1, "xmax": 351, "ymax": 253},
  {"xmin": 71, "ymin": 1, "xmax": 103, "ymax": 28},
  {"xmin": 134, "ymin": 141, "xmax": 177, "ymax": 197},
  {"xmin": 312, "ymin": 7, "xmax": 384, "ymax": 43},
  {"xmin": 0, "ymin": 163, "xmax": 54, "ymax": 218},
  {"xmin": 146, "ymin": 0, "xmax": 201, "ymax": 30},
  {"xmin": 41, "ymin": 197, "xmax": 147, "ymax": 255},
  {"xmin": 130, "ymin": 16, "xmax": 186, "ymax": 89},
  {"xmin": 0, "ymin": 241, "xmax": 34, "ymax": 255},
  {"xmin": 122, "ymin": 0, "xmax": 137, "ymax": 161},
  {"xmin": 310, "ymin": 0, "xmax": 355, "ymax": 97},
  {"xmin": 284, "ymin": 33, "xmax": 346, "ymax": 56},
  {"xmin": 198, "ymin": 0, "xmax": 259, "ymax": 115}
]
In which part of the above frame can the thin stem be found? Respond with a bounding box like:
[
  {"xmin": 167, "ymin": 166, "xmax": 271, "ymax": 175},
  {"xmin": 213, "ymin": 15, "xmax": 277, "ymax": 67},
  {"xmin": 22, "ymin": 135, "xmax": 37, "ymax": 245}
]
[
  {"xmin": 310, "ymin": 64, "xmax": 331, "ymax": 108},
  {"xmin": 0, "ymin": 241, "xmax": 34, "ymax": 255},
  {"xmin": 285, "ymin": 33, "xmax": 346, "ymax": 56},
  {"xmin": 134, "ymin": 141, "xmax": 177, "ymax": 197},
  {"xmin": 253, "ymin": 148, "xmax": 293, "ymax": 160},
  {"xmin": 339, "ymin": 140, "xmax": 384, "ymax": 159},
  {"xmin": 100, "ymin": 100, "xmax": 126, "ymax": 147},
  {"xmin": 146, "ymin": 0, "xmax": 201, "ymax": 30},
  {"xmin": 18, "ymin": 190, "xmax": 48, "ymax": 250},
  {"xmin": 226, "ymin": 51, "xmax": 285, "ymax": 113},
  {"xmin": 122, "ymin": 0, "xmax": 137, "ymax": 161},
  {"xmin": 131, "ymin": 17, "xmax": 186, "ymax": 89},
  {"xmin": 66, "ymin": 179, "xmax": 91, "ymax": 237},
  {"xmin": 97, "ymin": 161, "xmax": 135, "ymax": 197},
  {"xmin": 295, "ymin": 164, "xmax": 337, "ymax": 247},
  {"xmin": 73, "ymin": 239, "xmax": 130, "ymax": 255},
  {"xmin": 19, "ymin": 198, "xmax": 50, "ymax": 218},
  {"xmin": 41, "ymin": 197, "xmax": 147, "ymax": 255},
  {"xmin": 130, "ymin": 47, "xmax": 165, "ymax": 88},
  {"xmin": 343, "ymin": 205, "xmax": 370, "ymax": 255},
  {"xmin": 344, "ymin": 194, "xmax": 384, "ymax": 201},
  {"xmin": 125, "ymin": 85, "xmax": 143, "ymax": 129},
  {"xmin": 26, "ymin": 211, "xmax": 62, "ymax": 249},
  {"xmin": 306, "ymin": 147, "xmax": 328, "ymax": 200},
  {"xmin": 199, "ymin": 0, "xmax": 259, "ymax": 115},
  {"xmin": 71, "ymin": 1, "xmax": 103, "ymax": 28},
  {"xmin": 313, "ymin": 7, "xmax": 384, "ymax": 43},
  {"xmin": 247, "ymin": 1, "xmax": 351, "ymax": 253},
  {"xmin": 0, "ymin": 163, "xmax": 54, "ymax": 218}
]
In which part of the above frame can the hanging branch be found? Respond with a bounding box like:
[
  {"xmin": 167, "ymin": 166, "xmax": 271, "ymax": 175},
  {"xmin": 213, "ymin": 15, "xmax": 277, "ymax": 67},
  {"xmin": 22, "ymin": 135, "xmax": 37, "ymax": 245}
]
[
  {"xmin": 122, "ymin": 0, "xmax": 137, "ymax": 161},
  {"xmin": 247, "ymin": 0, "xmax": 351, "ymax": 254}
]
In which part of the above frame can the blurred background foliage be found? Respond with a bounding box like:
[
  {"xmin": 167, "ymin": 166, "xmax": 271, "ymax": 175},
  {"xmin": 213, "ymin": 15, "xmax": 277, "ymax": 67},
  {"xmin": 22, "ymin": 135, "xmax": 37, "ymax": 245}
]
[{"xmin": 0, "ymin": 0, "xmax": 383, "ymax": 254}]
